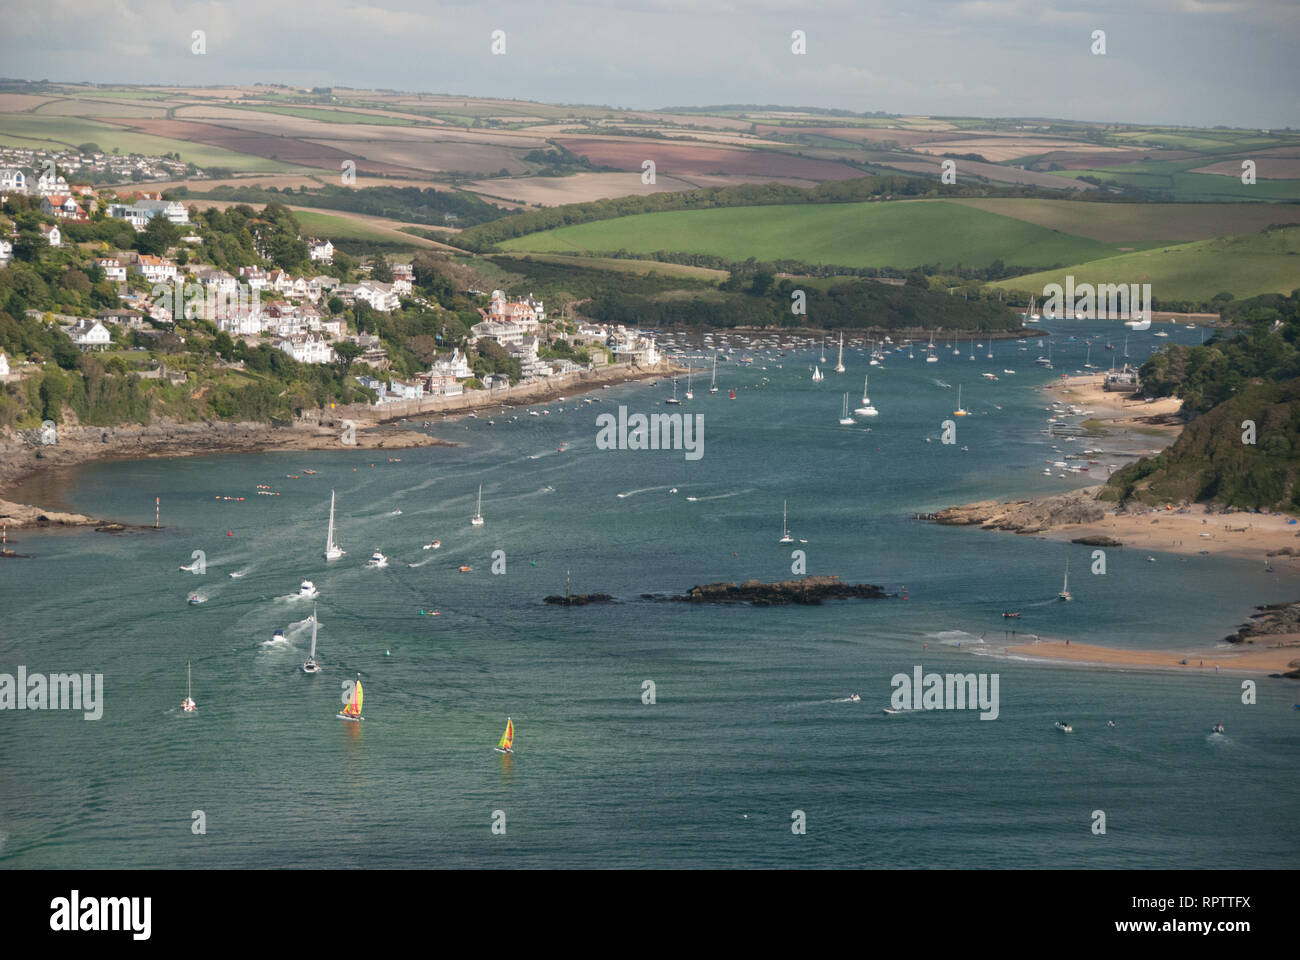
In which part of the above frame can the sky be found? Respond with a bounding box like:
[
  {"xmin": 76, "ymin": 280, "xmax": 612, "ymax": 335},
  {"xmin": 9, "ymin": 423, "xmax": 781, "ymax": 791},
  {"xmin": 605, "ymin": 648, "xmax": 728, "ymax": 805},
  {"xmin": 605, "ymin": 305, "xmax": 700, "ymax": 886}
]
[{"xmin": 3, "ymin": 0, "xmax": 1298, "ymax": 128}]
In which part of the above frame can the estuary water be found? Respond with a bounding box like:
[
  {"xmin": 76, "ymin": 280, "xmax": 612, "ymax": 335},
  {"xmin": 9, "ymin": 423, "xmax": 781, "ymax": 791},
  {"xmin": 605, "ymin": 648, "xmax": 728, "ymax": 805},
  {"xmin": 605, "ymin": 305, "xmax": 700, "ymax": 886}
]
[{"xmin": 2, "ymin": 320, "xmax": 1297, "ymax": 868}]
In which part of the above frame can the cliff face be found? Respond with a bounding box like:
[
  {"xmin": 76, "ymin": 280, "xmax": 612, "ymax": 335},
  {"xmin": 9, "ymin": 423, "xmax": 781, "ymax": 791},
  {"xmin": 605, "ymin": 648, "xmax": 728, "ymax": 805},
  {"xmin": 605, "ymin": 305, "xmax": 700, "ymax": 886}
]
[{"xmin": 929, "ymin": 486, "xmax": 1107, "ymax": 534}]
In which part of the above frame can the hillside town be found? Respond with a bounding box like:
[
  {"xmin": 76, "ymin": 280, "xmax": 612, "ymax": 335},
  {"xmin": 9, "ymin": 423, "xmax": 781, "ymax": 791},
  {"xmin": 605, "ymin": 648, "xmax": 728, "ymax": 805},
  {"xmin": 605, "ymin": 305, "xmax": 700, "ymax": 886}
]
[{"xmin": 0, "ymin": 175, "xmax": 666, "ymax": 421}]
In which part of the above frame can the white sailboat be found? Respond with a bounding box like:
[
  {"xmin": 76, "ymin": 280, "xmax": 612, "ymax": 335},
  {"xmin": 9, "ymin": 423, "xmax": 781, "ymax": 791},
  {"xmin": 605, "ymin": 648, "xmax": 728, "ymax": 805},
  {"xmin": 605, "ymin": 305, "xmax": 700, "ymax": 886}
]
[
  {"xmin": 839, "ymin": 393, "xmax": 855, "ymax": 425},
  {"xmin": 854, "ymin": 375, "xmax": 878, "ymax": 416},
  {"xmin": 811, "ymin": 365, "xmax": 824, "ymax": 382},
  {"xmin": 779, "ymin": 500, "xmax": 794, "ymax": 544},
  {"xmin": 181, "ymin": 661, "xmax": 197, "ymax": 713},
  {"xmin": 953, "ymin": 384, "xmax": 968, "ymax": 417},
  {"xmin": 834, "ymin": 332, "xmax": 845, "ymax": 373},
  {"xmin": 664, "ymin": 378, "xmax": 681, "ymax": 404},
  {"xmin": 709, "ymin": 353, "xmax": 718, "ymax": 394},
  {"xmin": 471, "ymin": 484, "xmax": 485, "ymax": 526},
  {"xmin": 324, "ymin": 489, "xmax": 344, "ymax": 560},
  {"xmin": 684, "ymin": 367, "xmax": 694, "ymax": 401},
  {"xmin": 926, "ymin": 334, "xmax": 938, "ymax": 363},
  {"xmin": 1058, "ymin": 559, "xmax": 1072, "ymax": 601},
  {"xmin": 302, "ymin": 605, "xmax": 321, "ymax": 673}
]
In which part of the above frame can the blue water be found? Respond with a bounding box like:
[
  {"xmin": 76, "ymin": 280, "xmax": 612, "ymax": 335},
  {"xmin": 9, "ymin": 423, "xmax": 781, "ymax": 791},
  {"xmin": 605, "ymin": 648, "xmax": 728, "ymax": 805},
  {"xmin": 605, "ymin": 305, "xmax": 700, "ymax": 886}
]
[{"xmin": 2, "ymin": 320, "xmax": 1297, "ymax": 868}]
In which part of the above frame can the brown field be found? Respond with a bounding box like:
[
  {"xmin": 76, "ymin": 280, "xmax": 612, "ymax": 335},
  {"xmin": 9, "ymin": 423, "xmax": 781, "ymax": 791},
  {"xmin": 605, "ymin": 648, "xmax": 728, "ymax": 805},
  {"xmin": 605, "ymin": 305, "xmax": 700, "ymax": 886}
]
[
  {"xmin": 101, "ymin": 118, "xmax": 420, "ymax": 174},
  {"xmin": 303, "ymin": 138, "xmax": 527, "ymax": 175},
  {"xmin": 458, "ymin": 170, "xmax": 819, "ymax": 206},
  {"xmin": 149, "ymin": 173, "xmax": 459, "ymax": 193},
  {"xmin": 879, "ymin": 155, "xmax": 1094, "ymax": 190},
  {"xmin": 754, "ymin": 124, "xmax": 941, "ymax": 146},
  {"xmin": 1192, "ymin": 158, "xmax": 1300, "ymax": 178},
  {"xmin": 0, "ymin": 94, "xmax": 58, "ymax": 113},
  {"xmin": 553, "ymin": 137, "xmax": 865, "ymax": 180},
  {"xmin": 909, "ymin": 138, "xmax": 1134, "ymax": 162},
  {"xmin": 187, "ymin": 199, "xmax": 460, "ymax": 249}
]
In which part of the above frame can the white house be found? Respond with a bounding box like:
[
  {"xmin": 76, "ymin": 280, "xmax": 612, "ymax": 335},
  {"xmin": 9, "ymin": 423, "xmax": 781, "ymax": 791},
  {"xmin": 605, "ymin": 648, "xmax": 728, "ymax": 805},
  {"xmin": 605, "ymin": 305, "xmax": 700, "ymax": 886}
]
[
  {"xmin": 387, "ymin": 378, "xmax": 424, "ymax": 400},
  {"xmin": 431, "ymin": 347, "xmax": 472, "ymax": 379},
  {"xmin": 36, "ymin": 171, "xmax": 69, "ymax": 197},
  {"xmin": 96, "ymin": 257, "xmax": 127, "ymax": 282},
  {"xmin": 108, "ymin": 199, "xmax": 189, "ymax": 230},
  {"xmin": 275, "ymin": 334, "xmax": 335, "ymax": 364},
  {"xmin": 134, "ymin": 255, "xmax": 177, "ymax": 283},
  {"xmin": 0, "ymin": 168, "xmax": 26, "ymax": 195},
  {"xmin": 0, "ymin": 239, "xmax": 12, "ymax": 263},
  {"xmin": 39, "ymin": 224, "xmax": 61, "ymax": 247},
  {"xmin": 354, "ymin": 281, "xmax": 399, "ymax": 313},
  {"xmin": 63, "ymin": 319, "xmax": 112, "ymax": 351},
  {"xmin": 308, "ymin": 239, "xmax": 334, "ymax": 263},
  {"xmin": 470, "ymin": 319, "xmax": 527, "ymax": 347}
]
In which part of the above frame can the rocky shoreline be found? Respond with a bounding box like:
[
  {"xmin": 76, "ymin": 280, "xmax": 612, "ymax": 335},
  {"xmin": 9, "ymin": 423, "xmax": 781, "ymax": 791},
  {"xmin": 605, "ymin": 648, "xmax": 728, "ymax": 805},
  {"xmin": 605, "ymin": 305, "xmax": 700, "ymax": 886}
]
[
  {"xmin": 0, "ymin": 417, "xmax": 445, "ymax": 528},
  {"xmin": 926, "ymin": 486, "xmax": 1109, "ymax": 536}
]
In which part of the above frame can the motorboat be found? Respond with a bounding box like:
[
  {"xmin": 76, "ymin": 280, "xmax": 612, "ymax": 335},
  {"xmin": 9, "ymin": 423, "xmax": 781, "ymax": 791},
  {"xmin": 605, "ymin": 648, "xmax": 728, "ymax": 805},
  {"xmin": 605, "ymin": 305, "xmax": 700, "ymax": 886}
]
[
  {"xmin": 423, "ymin": 539, "xmax": 442, "ymax": 550},
  {"xmin": 1055, "ymin": 721, "xmax": 1073, "ymax": 733},
  {"xmin": 367, "ymin": 551, "xmax": 389, "ymax": 568},
  {"xmin": 298, "ymin": 580, "xmax": 319, "ymax": 598}
]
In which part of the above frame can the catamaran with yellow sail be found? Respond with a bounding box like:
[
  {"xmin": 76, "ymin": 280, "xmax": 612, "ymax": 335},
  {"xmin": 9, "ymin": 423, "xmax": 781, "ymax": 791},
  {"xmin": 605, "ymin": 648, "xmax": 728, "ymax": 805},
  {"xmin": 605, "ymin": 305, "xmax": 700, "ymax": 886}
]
[
  {"xmin": 338, "ymin": 673, "xmax": 364, "ymax": 722},
  {"xmin": 494, "ymin": 716, "xmax": 514, "ymax": 754}
]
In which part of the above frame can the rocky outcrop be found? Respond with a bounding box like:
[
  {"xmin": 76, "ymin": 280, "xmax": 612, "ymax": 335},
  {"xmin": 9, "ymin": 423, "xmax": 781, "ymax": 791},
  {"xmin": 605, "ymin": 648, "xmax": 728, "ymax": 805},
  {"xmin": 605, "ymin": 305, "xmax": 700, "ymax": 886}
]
[
  {"xmin": 1224, "ymin": 601, "xmax": 1300, "ymax": 644},
  {"xmin": 670, "ymin": 575, "xmax": 891, "ymax": 606},
  {"xmin": 929, "ymin": 486, "xmax": 1107, "ymax": 535},
  {"xmin": 544, "ymin": 593, "xmax": 614, "ymax": 606}
]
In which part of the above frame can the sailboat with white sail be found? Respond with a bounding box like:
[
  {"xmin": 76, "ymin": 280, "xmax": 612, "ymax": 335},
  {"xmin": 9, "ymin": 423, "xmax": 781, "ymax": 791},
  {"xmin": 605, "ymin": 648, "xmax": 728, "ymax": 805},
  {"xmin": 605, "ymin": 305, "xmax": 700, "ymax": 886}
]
[
  {"xmin": 337, "ymin": 673, "xmax": 364, "ymax": 722},
  {"xmin": 855, "ymin": 375, "xmax": 878, "ymax": 416},
  {"xmin": 709, "ymin": 353, "xmax": 718, "ymax": 394},
  {"xmin": 1058, "ymin": 560, "xmax": 1072, "ymax": 601},
  {"xmin": 926, "ymin": 334, "xmax": 938, "ymax": 363},
  {"xmin": 685, "ymin": 367, "xmax": 694, "ymax": 401},
  {"xmin": 181, "ymin": 661, "xmax": 197, "ymax": 713},
  {"xmin": 302, "ymin": 606, "xmax": 321, "ymax": 673},
  {"xmin": 779, "ymin": 500, "xmax": 794, "ymax": 544},
  {"xmin": 471, "ymin": 484, "xmax": 485, "ymax": 526},
  {"xmin": 835, "ymin": 332, "xmax": 845, "ymax": 373},
  {"xmin": 811, "ymin": 364, "xmax": 824, "ymax": 382},
  {"xmin": 324, "ymin": 490, "xmax": 344, "ymax": 560},
  {"xmin": 839, "ymin": 393, "xmax": 855, "ymax": 425}
]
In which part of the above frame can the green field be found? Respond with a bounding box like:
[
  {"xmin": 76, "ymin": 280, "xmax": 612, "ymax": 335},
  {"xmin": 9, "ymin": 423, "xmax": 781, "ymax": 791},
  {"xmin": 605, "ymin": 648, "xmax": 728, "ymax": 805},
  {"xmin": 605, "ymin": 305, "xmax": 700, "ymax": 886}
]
[
  {"xmin": 491, "ymin": 252, "xmax": 728, "ymax": 281},
  {"xmin": 992, "ymin": 228, "xmax": 1300, "ymax": 302},
  {"xmin": 0, "ymin": 114, "xmax": 295, "ymax": 172},
  {"xmin": 948, "ymin": 198, "xmax": 1300, "ymax": 243},
  {"xmin": 498, "ymin": 199, "xmax": 1125, "ymax": 270},
  {"xmin": 291, "ymin": 210, "xmax": 412, "ymax": 244}
]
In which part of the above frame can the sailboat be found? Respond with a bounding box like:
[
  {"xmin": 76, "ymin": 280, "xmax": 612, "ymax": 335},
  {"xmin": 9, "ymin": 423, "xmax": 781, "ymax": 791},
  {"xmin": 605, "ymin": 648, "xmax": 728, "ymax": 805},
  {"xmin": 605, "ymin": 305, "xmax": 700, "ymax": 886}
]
[
  {"xmin": 855, "ymin": 375, "xmax": 878, "ymax": 416},
  {"xmin": 337, "ymin": 674, "xmax": 364, "ymax": 722},
  {"xmin": 181, "ymin": 661, "xmax": 197, "ymax": 713},
  {"xmin": 664, "ymin": 378, "xmax": 681, "ymax": 404},
  {"xmin": 324, "ymin": 489, "xmax": 344, "ymax": 560},
  {"xmin": 780, "ymin": 500, "xmax": 794, "ymax": 544},
  {"xmin": 953, "ymin": 384, "xmax": 968, "ymax": 417},
  {"xmin": 494, "ymin": 716, "xmax": 514, "ymax": 754},
  {"xmin": 839, "ymin": 393, "xmax": 855, "ymax": 425},
  {"xmin": 926, "ymin": 334, "xmax": 938, "ymax": 363},
  {"xmin": 1023, "ymin": 297, "xmax": 1039, "ymax": 323},
  {"xmin": 471, "ymin": 484, "xmax": 485, "ymax": 526},
  {"xmin": 968, "ymin": 338, "xmax": 975, "ymax": 361},
  {"xmin": 684, "ymin": 367, "xmax": 694, "ymax": 401},
  {"xmin": 986, "ymin": 340, "xmax": 993, "ymax": 360},
  {"xmin": 302, "ymin": 605, "xmax": 321, "ymax": 673},
  {"xmin": 709, "ymin": 353, "xmax": 718, "ymax": 394},
  {"xmin": 820, "ymin": 339, "xmax": 827, "ymax": 364},
  {"xmin": 811, "ymin": 365, "xmax": 824, "ymax": 382},
  {"xmin": 1058, "ymin": 560, "xmax": 1072, "ymax": 601},
  {"xmin": 834, "ymin": 332, "xmax": 845, "ymax": 373}
]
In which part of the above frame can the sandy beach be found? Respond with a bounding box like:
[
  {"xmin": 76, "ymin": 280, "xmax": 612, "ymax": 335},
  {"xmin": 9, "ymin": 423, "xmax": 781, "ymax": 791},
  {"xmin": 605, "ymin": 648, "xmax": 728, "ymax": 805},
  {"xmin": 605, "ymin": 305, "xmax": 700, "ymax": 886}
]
[{"xmin": 1003, "ymin": 636, "xmax": 1300, "ymax": 674}]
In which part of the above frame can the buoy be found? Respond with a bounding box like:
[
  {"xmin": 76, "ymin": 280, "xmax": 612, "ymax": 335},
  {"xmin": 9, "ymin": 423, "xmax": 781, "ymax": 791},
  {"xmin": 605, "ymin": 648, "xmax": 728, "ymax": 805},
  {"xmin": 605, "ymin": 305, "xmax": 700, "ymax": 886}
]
[
  {"xmin": 227, "ymin": 531, "xmax": 233, "ymax": 537},
  {"xmin": 419, "ymin": 609, "xmax": 425, "ymax": 615},
  {"xmin": 385, "ymin": 649, "xmax": 390, "ymax": 657},
  {"xmin": 530, "ymin": 561, "xmax": 537, "ymax": 567}
]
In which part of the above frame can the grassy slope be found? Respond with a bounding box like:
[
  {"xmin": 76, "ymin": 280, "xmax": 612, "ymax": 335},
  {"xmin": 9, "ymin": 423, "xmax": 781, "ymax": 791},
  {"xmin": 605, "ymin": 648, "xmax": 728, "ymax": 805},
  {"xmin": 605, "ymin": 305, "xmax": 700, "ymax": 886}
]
[
  {"xmin": 992, "ymin": 228, "xmax": 1300, "ymax": 301},
  {"xmin": 946, "ymin": 198, "xmax": 1300, "ymax": 244},
  {"xmin": 499, "ymin": 199, "xmax": 1120, "ymax": 270}
]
